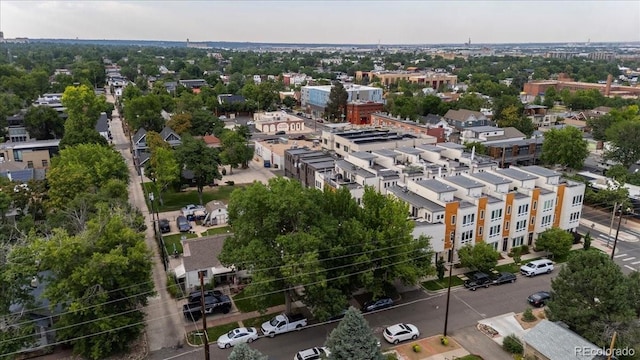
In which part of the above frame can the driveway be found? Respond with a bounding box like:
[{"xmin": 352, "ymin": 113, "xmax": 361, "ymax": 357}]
[{"xmin": 451, "ymin": 325, "xmax": 514, "ymax": 360}]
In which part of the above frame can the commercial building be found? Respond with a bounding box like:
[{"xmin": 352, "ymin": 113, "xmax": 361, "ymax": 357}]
[
  {"xmin": 253, "ymin": 111, "xmax": 306, "ymax": 134},
  {"xmin": 355, "ymin": 70, "xmax": 457, "ymax": 89},
  {"xmin": 523, "ymin": 74, "xmax": 640, "ymax": 98},
  {"xmin": 320, "ymin": 128, "xmax": 437, "ymax": 158},
  {"xmin": 370, "ymin": 113, "xmax": 447, "ymax": 142},
  {"xmin": 301, "ymin": 84, "xmax": 383, "ymax": 119},
  {"xmin": 346, "ymin": 101, "xmax": 385, "ymax": 125}
]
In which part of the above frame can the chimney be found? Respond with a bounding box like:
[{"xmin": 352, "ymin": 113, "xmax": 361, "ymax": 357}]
[{"xmin": 604, "ymin": 74, "xmax": 613, "ymax": 97}]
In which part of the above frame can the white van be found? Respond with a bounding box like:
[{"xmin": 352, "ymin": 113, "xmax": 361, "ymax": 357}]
[{"xmin": 520, "ymin": 259, "xmax": 554, "ymax": 277}]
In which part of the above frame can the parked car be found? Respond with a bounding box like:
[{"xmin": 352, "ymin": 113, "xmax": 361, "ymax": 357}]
[
  {"xmin": 181, "ymin": 204, "xmax": 206, "ymax": 221},
  {"xmin": 261, "ymin": 313, "xmax": 307, "ymax": 337},
  {"xmin": 294, "ymin": 347, "xmax": 330, "ymax": 360},
  {"xmin": 383, "ymin": 323, "xmax": 420, "ymax": 344},
  {"xmin": 327, "ymin": 307, "xmax": 349, "ymax": 321},
  {"xmin": 176, "ymin": 215, "xmax": 191, "ymax": 232},
  {"xmin": 275, "ymin": 130, "xmax": 286, "ymax": 135},
  {"xmin": 216, "ymin": 327, "xmax": 259, "ymax": 348},
  {"xmin": 492, "ymin": 272, "xmax": 517, "ymax": 285},
  {"xmin": 520, "ymin": 259, "xmax": 554, "ymax": 277},
  {"xmin": 464, "ymin": 272, "xmax": 492, "ymax": 291},
  {"xmin": 187, "ymin": 290, "xmax": 224, "ymax": 304},
  {"xmin": 527, "ymin": 291, "xmax": 551, "ymax": 307},
  {"xmin": 183, "ymin": 293, "xmax": 232, "ymax": 320},
  {"xmin": 361, "ymin": 297, "xmax": 394, "ymax": 313},
  {"xmin": 159, "ymin": 218, "xmax": 171, "ymax": 233}
]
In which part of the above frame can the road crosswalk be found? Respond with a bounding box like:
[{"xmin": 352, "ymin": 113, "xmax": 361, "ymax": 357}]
[{"xmin": 612, "ymin": 252, "xmax": 639, "ymax": 272}]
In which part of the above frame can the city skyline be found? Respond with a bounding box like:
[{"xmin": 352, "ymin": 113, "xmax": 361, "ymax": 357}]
[{"xmin": 0, "ymin": 1, "xmax": 639, "ymax": 45}]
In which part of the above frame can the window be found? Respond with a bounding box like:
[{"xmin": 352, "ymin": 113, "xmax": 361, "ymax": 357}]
[
  {"xmin": 436, "ymin": 214, "xmax": 444, "ymax": 222},
  {"xmin": 569, "ymin": 212, "xmax": 581, "ymax": 222},
  {"xmin": 449, "ymin": 231, "xmax": 455, "ymax": 241},
  {"xmin": 462, "ymin": 214, "xmax": 475, "ymax": 226},
  {"xmin": 451, "ymin": 215, "xmax": 456, "ymax": 225},
  {"xmin": 478, "ymin": 226, "xmax": 483, "ymax": 236},
  {"xmin": 505, "ymin": 221, "xmax": 510, "ymax": 230},
  {"xmin": 27, "ymin": 161, "xmax": 33, "ymax": 168},
  {"xmin": 541, "ymin": 214, "xmax": 553, "ymax": 227},
  {"xmin": 480, "ymin": 210, "xmax": 485, "ymax": 220},
  {"xmin": 461, "ymin": 230, "xmax": 474, "ymax": 244},
  {"xmin": 507, "ymin": 205, "xmax": 512, "ymax": 215},
  {"xmin": 533, "ymin": 201, "xmax": 537, "ymax": 210},
  {"xmin": 516, "ymin": 219, "xmax": 527, "ymax": 231},
  {"xmin": 512, "ymin": 236, "xmax": 524, "ymax": 247},
  {"xmin": 517, "ymin": 204, "xmax": 529, "ymax": 216},
  {"xmin": 491, "ymin": 209, "xmax": 503, "ymax": 220},
  {"xmin": 572, "ymin": 195, "xmax": 583, "ymax": 206},
  {"xmin": 543, "ymin": 199, "xmax": 554, "ymax": 212},
  {"xmin": 531, "ymin": 216, "xmax": 535, "ymax": 225},
  {"xmin": 489, "ymin": 225, "xmax": 501, "ymax": 237}
]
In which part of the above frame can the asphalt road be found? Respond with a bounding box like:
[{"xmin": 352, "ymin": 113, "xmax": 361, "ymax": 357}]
[{"xmin": 149, "ymin": 273, "xmax": 555, "ymax": 360}]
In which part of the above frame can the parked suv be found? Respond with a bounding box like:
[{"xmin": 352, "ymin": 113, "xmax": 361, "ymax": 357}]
[
  {"xmin": 177, "ymin": 215, "xmax": 191, "ymax": 232},
  {"xmin": 464, "ymin": 272, "xmax": 492, "ymax": 291},
  {"xmin": 520, "ymin": 259, "xmax": 554, "ymax": 277}
]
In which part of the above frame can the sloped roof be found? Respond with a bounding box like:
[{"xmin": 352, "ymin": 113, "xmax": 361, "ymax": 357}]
[
  {"xmin": 523, "ymin": 320, "xmax": 600, "ymax": 360},
  {"xmin": 182, "ymin": 235, "xmax": 231, "ymax": 272},
  {"xmin": 95, "ymin": 112, "xmax": 109, "ymax": 133},
  {"xmin": 419, "ymin": 114, "xmax": 445, "ymax": 125},
  {"xmin": 203, "ymin": 134, "xmax": 221, "ymax": 146},
  {"xmin": 133, "ymin": 128, "xmax": 147, "ymax": 144},
  {"xmin": 218, "ymin": 94, "xmax": 246, "ymax": 104},
  {"xmin": 444, "ymin": 109, "xmax": 486, "ymax": 122},
  {"xmin": 160, "ymin": 126, "xmax": 180, "ymax": 141}
]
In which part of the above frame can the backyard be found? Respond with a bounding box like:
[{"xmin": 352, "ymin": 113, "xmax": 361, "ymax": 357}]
[
  {"xmin": 232, "ymin": 289, "xmax": 286, "ymax": 313},
  {"xmin": 163, "ymin": 232, "xmax": 197, "ymax": 254},
  {"xmin": 142, "ymin": 182, "xmax": 245, "ymax": 212}
]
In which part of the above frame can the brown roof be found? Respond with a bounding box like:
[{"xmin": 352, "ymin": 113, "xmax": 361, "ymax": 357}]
[
  {"xmin": 203, "ymin": 134, "xmax": 221, "ymax": 146},
  {"xmin": 182, "ymin": 234, "xmax": 230, "ymax": 272},
  {"xmin": 444, "ymin": 109, "xmax": 485, "ymax": 122}
]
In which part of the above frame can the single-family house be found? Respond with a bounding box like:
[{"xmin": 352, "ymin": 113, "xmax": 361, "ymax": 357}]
[
  {"xmin": 522, "ymin": 320, "xmax": 606, "ymax": 360},
  {"xmin": 173, "ymin": 235, "xmax": 234, "ymax": 292},
  {"xmin": 217, "ymin": 94, "xmax": 246, "ymax": 105},
  {"xmin": 179, "ymin": 79, "xmax": 208, "ymax": 93},
  {"xmin": 443, "ymin": 109, "xmax": 492, "ymax": 131},
  {"xmin": 133, "ymin": 126, "xmax": 181, "ymax": 173},
  {"xmin": 95, "ymin": 112, "xmax": 110, "ymax": 142}
]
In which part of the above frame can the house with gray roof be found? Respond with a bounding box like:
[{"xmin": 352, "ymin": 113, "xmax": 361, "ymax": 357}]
[
  {"xmin": 173, "ymin": 235, "xmax": 234, "ymax": 292},
  {"xmin": 133, "ymin": 126, "xmax": 181, "ymax": 173},
  {"xmin": 523, "ymin": 320, "xmax": 604, "ymax": 360},
  {"xmin": 443, "ymin": 109, "xmax": 492, "ymax": 131},
  {"xmin": 95, "ymin": 112, "xmax": 110, "ymax": 141}
]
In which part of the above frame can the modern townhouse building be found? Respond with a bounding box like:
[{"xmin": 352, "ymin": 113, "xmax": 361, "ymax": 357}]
[{"xmin": 320, "ymin": 128, "xmax": 437, "ymax": 158}]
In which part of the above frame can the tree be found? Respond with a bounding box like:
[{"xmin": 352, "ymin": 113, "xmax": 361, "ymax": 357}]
[
  {"xmin": 535, "ymin": 227, "xmax": 573, "ymax": 259},
  {"xmin": 541, "ymin": 127, "xmax": 589, "ymax": 170},
  {"xmin": 220, "ymin": 130, "xmax": 254, "ymax": 174},
  {"xmin": 31, "ymin": 208, "xmax": 154, "ymax": 359},
  {"xmin": 588, "ymin": 105, "xmax": 639, "ymax": 142},
  {"xmin": 604, "ymin": 119, "xmax": 640, "ymax": 168},
  {"xmin": 60, "ymin": 85, "xmax": 110, "ymax": 148},
  {"xmin": 324, "ymin": 82, "xmax": 348, "ymax": 122},
  {"xmin": 282, "ymin": 96, "xmax": 297, "ymax": 108},
  {"xmin": 583, "ymin": 232, "xmax": 591, "ymax": 251},
  {"xmin": 547, "ymin": 251, "xmax": 640, "ymax": 350},
  {"xmin": 190, "ymin": 109, "xmax": 223, "ymax": 136},
  {"xmin": 167, "ymin": 113, "xmax": 192, "ymax": 135},
  {"xmin": 46, "ymin": 144, "xmax": 129, "ymax": 209},
  {"xmin": 463, "ymin": 141, "xmax": 487, "ymax": 155},
  {"xmin": 149, "ymin": 148, "xmax": 179, "ymax": 206},
  {"xmin": 24, "ymin": 105, "xmax": 65, "ymax": 140},
  {"xmin": 175, "ymin": 135, "xmax": 221, "ymax": 205},
  {"xmin": 124, "ymin": 94, "xmax": 165, "ymax": 132},
  {"xmin": 324, "ymin": 307, "xmax": 384, "ymax": 360},
  {"xmin": 457, "ymin": 242, "xmax": 500, "ymax": 273},
  {"xmin": 228, "ymin": 343, "xmax": 268, "ymax": 360},
  {"xmin": 436, "ymin": 256, "xmax": 446, "ymax": 281}
]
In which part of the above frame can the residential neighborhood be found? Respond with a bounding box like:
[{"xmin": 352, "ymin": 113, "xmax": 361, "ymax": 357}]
[{"xmin": 1, "ymin": 3, "xmax": 640, "ymax": 360}]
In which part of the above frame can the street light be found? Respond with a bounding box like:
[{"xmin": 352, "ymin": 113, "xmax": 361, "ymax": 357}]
[{"xmin": 610, "ymin": 205, "xmax": 630, "ymax": 260}]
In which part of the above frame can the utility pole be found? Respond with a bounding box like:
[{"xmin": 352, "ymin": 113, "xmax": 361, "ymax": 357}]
[
  {"xmin": 608, "ymin": 202, "xmax": 617, "ymax": 237},
  {"xmin": 200, "ymin": 271, "xmax": 210, "ymax": 360},
  {"xmin": 606, "ymin": 331, "xmax": 617, "ymax": 360},
  {"xmin": 443, "ymin": 232, "xmax": 456, "ymax": 337},
  {"xmin": 611, "ymin": 206, "xmax": 623, "ymax": 260}
]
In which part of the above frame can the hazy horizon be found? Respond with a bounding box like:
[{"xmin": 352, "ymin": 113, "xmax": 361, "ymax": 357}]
[{"xmin": 1, "ymin": 1, "xmax": 639, "ymax": 45}]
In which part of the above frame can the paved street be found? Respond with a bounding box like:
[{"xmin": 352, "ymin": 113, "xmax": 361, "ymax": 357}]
[
  {"xmin": 106, "ymin": 90, "xmax": 184, "ymax": 352},
  {"xmin": 149, "ymin": 272, "xmax": 555, "ymax": 360}
]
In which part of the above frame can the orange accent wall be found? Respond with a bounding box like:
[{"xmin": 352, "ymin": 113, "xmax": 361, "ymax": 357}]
[
  {"xmin": 529, "ymin": 188, "xmax": 540, "ymax": 232},
  {"xmin": 503, "ymin": 193, "xmax": 515, "ymax": 237},
  {"xmin": 553, "ymin": 184, "xmax": 566, "ymax": 227},
  {"xmin": 445, "ymin": 202, "xmax": 459, "ymax": 250},
  {"xmin": 476, "ymin": 197, "xmax": 487, "ymax": 243}
]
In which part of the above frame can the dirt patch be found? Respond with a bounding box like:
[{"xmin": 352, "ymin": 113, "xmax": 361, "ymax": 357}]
[
  {"xmin": 514, "ymin": 308, "xmax": 546, "ymax": 330},
  {"xmin": 393, "ymin": 336, "xmax": 461, "ymax": 360}
]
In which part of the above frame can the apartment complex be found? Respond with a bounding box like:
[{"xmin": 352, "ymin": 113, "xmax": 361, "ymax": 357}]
[
  {"xmin": 285, "ymin": 136, "xmax": 585, "ymax": 260},
  {"xmin": 301, "ymin": 84, "xmax": 383, "ymax": 118},
  {"xmin": 355, "ymin": 70, "xmax": 457, "ymax": 89},
  {"xmin": 320, "ymin": 128, "xmax": 437, "ymax": 158},
  {"xmin": 370, "ymin": 113, "xmax": 447, "ymax": 142}
]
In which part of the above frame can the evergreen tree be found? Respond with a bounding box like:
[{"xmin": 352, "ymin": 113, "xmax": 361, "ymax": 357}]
[
  {"xmin": 325, "ymin": 307, "xmax": 384, "ymax": 360},
  {"xmin": 228, "ymin": 343, "xmax": 268, "ymax": 360},
  {"xmin": 324, "ymin": 82, "xmax": 349, "ymax": 122}
]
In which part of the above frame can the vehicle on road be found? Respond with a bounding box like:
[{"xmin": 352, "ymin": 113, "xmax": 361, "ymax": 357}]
[
  {"xmin": 261, "ymin": 313, "xmax": 307, "ymax": 337},
  {"xmin": 159, "ymin": 218, "xmax": 171, "ymax": 233},
  {"xmin": 176, "ymin": 215, "xmax": 191, "ymax": 232},
  {"xmin": 520, "ymin": 259, "xmax": 554, "ymax": 277},
  {"xmin": 527, "ymin": 291, "xmax": 551, "ymax": 307},
  {"xmin": 492, "ymin": 272, "xmax": 517, "ymax": 285},
  {"xmin": 187, "ymin": 290, "xmax": 223, "ymax": 303},
  {"xmin": 275, "ymin": 130, "xmax": 286, "ymax": 135},
  {"xmin": 464, "ymin": 272, "xmax": 493, "ymax": 290},
  {"xmin": 294, "ymin": 347, "xmax": 330, "ymax": 360},
  {"xmin": 183, "ymin": 293, "xmax": 231, "ymax": 320},
  {"xmin": 361, "ymin": 297, "xmax": 394, "ymax": 312},
  {"xmin": 327, "ymin": 307, "xmax": 349, "ymax": 321},
  {"xmin": 216, "ymin": 327, "xmax": 259, "ymax": 348},
  {"xmin": 383, "ymin": 323, "xmax": 420, "ymax": 344}
]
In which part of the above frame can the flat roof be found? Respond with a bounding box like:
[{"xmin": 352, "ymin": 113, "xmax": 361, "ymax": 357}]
[
  {"xmin": 0, "ymin": 139, "xmax": 60, "ymax": 150},
  {"xmin": 466, "ymin": 126, "xmax": 502, "ymax": 133},
  {"xmin": 416, "ymin": 144, "xmax": 444, "ymax": 152},
  {"xmin": 437, "ymin": 142, "xmax": 465, "ymax": 150},
  {"xmin": 336, "ymin": 159, "xmax": 376, "ymax": 178},
  {"xmin": 469, "ymin": 172, "xmax": 512, "ymax": 186},
  {"xmin": 372, "ymin": 149, "xmax": 400, "ymax": 158},
  {"xmin": 495, "ymin": 168, "xmax": 539, "ymax": 181},
  {"xmin": 521, "ymin": 165, "xmax": 560, "ymax": 178},
  {"xmin": 350, "ymin": 151, "xmax": 377, "ymax": 160},
  {"xmin": 416, "ymin": 179, "xmax": 456, "ymax": 193},
  {"xmin": 444, "ymin": 175, "xmax": 485, "ymax": 189},
  {"xmin": 387, "ymin": 186, "xmax": 444, "ymax": 212},
  {"xmin": 308, "ymin": 160, "xmax": 336, "ymax": 170},
  {"xmin": 395, "ymin": 147, "xmax": 422, "ymax": 155}
]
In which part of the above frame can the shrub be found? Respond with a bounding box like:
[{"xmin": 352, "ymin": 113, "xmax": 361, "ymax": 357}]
[
  {"xmin": 522, "ymin": 308, "xmax": 536, "ymax": 322},
  {"xmin": 583, "ymin": 232, "xmax": 592, "ymax": 250},
  {"xmin": 440, "ymin": 336, "xmax": 449, "ymax": 346},
  {"xmin": 166, "ymin": 272, "xmax": 181, "ymax": 299},
  {"xmin": 412, "ymin": 344, "xmax": 421, "ymax": 352},
  {"xmin": 225, "ymin": 180, "xmax": 235, "ymax": 186},
  {"xmin": 502, "ymin": 334, "xmax": 523, "ymax": 354},
  {"xmin": 385, "ymin": 354, "xmax": 398, "ymax": 360}
]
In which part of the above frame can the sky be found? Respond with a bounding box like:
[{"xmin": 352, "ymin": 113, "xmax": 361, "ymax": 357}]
[{"xmin": 0, "ymin": 0, "xmax": 639, "ymax": 45}]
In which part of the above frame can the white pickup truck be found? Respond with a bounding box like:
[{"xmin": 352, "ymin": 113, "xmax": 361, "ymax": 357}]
[{"xmin": 261, "ymin": 313, "xmax": 307, "ymax": 337}]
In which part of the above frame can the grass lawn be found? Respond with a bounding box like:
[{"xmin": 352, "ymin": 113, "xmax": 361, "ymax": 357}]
[
  {"xmin": 202, "ymin": 226, "xmax": 232, "ymax": 237},
  {"xmin": 232, "ymin": 289, "xmax": 286, "ymax": 313},
  {"xmin": 421, "ymin": 276, "xmax": 465, "ymax": 291},
  {"xmin": 242, "ymin": 314, "xmax": 273, "ymax": 329},
  {"xmin": 141, "ymin": 183, "xmax": 244, "ymax": 212},
  {"xmin": 458, "ymin": 355, "xmax": 484, "ymax": 360},
  {"xmin": 187, "ymin": 322, "xmax": 238, "ymax": 346},
  {"xmin": 163, "ymin": 232, "xmax": 198, "ymax": 254},
  {"xmin": 493, "ymin": 263, "xmax": 520, "ymax": 274}
]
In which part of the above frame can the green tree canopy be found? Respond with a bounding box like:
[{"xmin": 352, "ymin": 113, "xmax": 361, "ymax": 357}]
[
  {"xmin": 219, "ymin": 130, "xmax": 254, "ymax": 174},
  {"xmin": 541, "ymin": 126, "xmax": 589, "ymax": 170},
  {"xmin": 175, "ymin": 134, "xmax": 221, "ymax": 204},
  {"xmin": 228, "ymin": 343, "xmax": 268, "ymax": 360},
  {"xmin": 535, "ymin": 227, "xmax": 573, "ymax": 259},
  {"xmin": 604, "ymin": 118, "xmax": 640, "ymax": 168},
  {"xmin": 24, "ymin": 105, "xmax": 65, "ymax": 140},
  {"xmin": 324, "ymin": 307, "xmax": 384, "ymax": 360},
  {"xmin": 324, "ymin": 82, "xmax": 348, "ymax": 122},
  {"xmin": 457, "ymin": 242, "xmax": 500, "ymax": 273}
]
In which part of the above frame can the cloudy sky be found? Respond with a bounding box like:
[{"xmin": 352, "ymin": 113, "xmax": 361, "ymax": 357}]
[{"xmin": 0, "ymin": 1, "xmax": 639, "ymax": 44}]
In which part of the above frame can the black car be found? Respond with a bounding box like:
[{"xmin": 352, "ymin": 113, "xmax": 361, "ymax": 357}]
[
  {"xmin": 464, "ymin": 272, "xmax": 492, "ymax": 291},
  {"xmin": 159, "ymin": 218, "xmax": 171, "ymax": 233},
  {"xmin": 492, "ymin": 272, "xmax": 517, "ymax": 285},
  {"xmin": 183, "ymin": 293, "xmax": 232, "ymax": 320},
  {"xmin": 327, "ymin": 307, "xmax": 349, "ymax": 321},
  {"xmin": 361, "ymin": 297, "xmax": 394, "ymax": 313},
  {"xmin": 527, "ymin": 291, "xmax": 551, "ymax": 307},
  {"xmin": 187, "ymin": 290, "xmax": 224, "ymax": 304}
]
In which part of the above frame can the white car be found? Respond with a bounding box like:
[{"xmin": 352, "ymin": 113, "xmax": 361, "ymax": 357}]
[
  {"xmin": 216, "ymin": 327, "xmax": 259, "ymax": 349},
  {"xmin": 520, "ymin": 259, "xmax": 554, "ymax": 277},
  {"xmin": 383, "ymin": 323, "xmax": 420, "ymax": 344},
  {"xmin": 294, "ymin": 347, "xmax": 330, "ymax": 360}
]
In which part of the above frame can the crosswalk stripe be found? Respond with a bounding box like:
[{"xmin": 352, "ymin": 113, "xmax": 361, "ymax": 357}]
[
  {"xmin": 632, "ymin": 261, "xmax": 640, "ymax": 265},
  {"xmin": 614, "ymin": 254, "xmax": 628, "ymax": 258},
  {"xmin": 623, "ymin": 257, "xmax": 636, "ymax": 261},
  {"xmin": 624, "ymin": 265, "xmax": 636, "ymax": 271}
]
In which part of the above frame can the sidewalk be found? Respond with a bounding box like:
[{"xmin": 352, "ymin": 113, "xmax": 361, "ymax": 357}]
[{"xmin": 184, "ymin": 304, "xmax": 287, "ymax": 332}]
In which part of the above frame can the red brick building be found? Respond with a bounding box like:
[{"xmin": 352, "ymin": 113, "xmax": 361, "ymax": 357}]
[
  {"xmin": 346, "ymin": 101, "xmax": 384, "ymax": 125},
  {"xmin": 370, "ymin": 113, "xmax": 446, "ymax": 142},
  {"xmin": 523, "ymin": 74, "xmax": 640, "ymax": 98}
]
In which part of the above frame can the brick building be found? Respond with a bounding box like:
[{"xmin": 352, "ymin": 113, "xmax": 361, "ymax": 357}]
[
  {"xmin": 346, "ymin": 101, "xmax": 384, "ymax": 125},
  {"xmin": 523, "ymin": 74, "xmax": 640, "ymax": 98}
]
